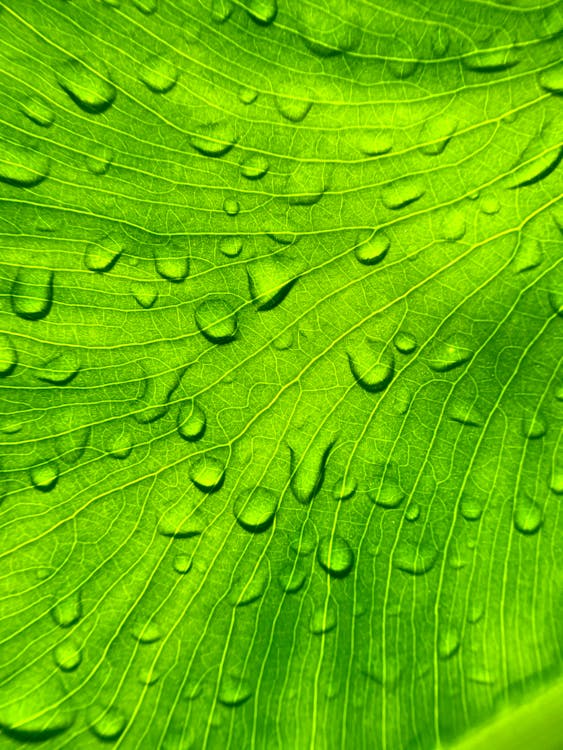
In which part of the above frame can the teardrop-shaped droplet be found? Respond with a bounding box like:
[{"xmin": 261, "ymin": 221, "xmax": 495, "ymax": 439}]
[
  {"xmin": 131, "ymin": 620, "xmax": 162, "ymax": 644},
  {"xmin": 513, "ymin": 496, "xmax": 542, "ymax": 535},
  {"xmin": 231, "ymin": 564, "xmax": 269, "ymax": 607},
  {"xmin": 57, "ymin": 60, "xmax": 116, "ymax": 113},
  {"xmin": 219, "ymin": 236, "xmax": 243, "ymax": 257},
  {"xmin": 419, "ymin": 116, "xmax": 457, "ymax": 156},
  {"xmin": 31, "ymin": 463, "xmax": 59, "ymax": 492},
  {"xmin": 0, "ymin": 334, "xmax": 17, "ymax": 376},
  {"xmin": 189, "ymin": 455, "xmax": 225, "ymax": 492},
  {"xmin": 240, "ymin": 154, "xmax": 269, "ymax": 180},
  {"xmin": 20, "ymin": 95, "xmax": 55, "ymax": 127},
  {"xmin": 290, "ymin": 436, "xmax": 333, "ymax": 504},
  {"xmin": 85, "ymin": 236, "xmax": 122, "ymax": 273},
  {"xmin": 234, "ymin": 487, "xmax": 278, "ymax": 532},
  {"xmin": 131, "ymin": 281, "xmax": 158, "ymax": 308},
  {"xmin": 243, "ymin": 0, "xmax": 277, "ymax": 24},
  {"xmin": 86, "ymin": 144, "xmax": 113, "ymax": 175},
  {"xmin": 0, "ymin": 142, "xmax": 49, "ymax": 187},
  {"xmin": 354, "ymin": 233, "xmax": 390, "ymax": 265},
  {"xmin": 11, "ymin": 267, "xmax": 54, "ymax": 320},
  {"xmin": 405, "ymin": 503, "xmax": 420, "ymax": 521},
  {"xmin": 177, "ymin": 400, "xmax": 206, "ymax": 441},
  {"xmin": 52, "ymin": 591, "xmax": 82, "ymax": 627},
  {"xmin": 218, "ymin": 674, "xmax": 252, "ymax": 707},
  {"xmin": 195, "ymin": 297, "xmax": 237, "ymax": 343},
  {"xmin": 154, "ymin": 251, "xmax": 189, "ymax": 282},
  {"xmin": 158, "ymin": 503, "xmax": 206, "ymax": 538},
  {"xmin": 438, "ymin": 625, "xmax": 460, "ymax": 659},
  {"xmin": 459, "ymin": 494, "xmax": 483, "ymax": 521},
  {"xmin": 310, "ymin": 597, "xmax": 337, "ymax": 634},
  {"xmin": 382, "ymin": 177, "xmax": 424, "ymax": 210},
  {"xmin": 139, "ymin": 55, "xmax": 177, "ymax": 93},
  {"xmin": 427, "ymin": 335, "xmax": 473, "ymax": 372},
  {"xmin": 347, "ymin": 337, "xmax": 394, "ymax": 392},
  {"xmin": 189, "ymin": 122, "xmax": 236, "ymax": 157},
  {"xmin": 223, "ymin": 197, "xmax": 240, "ymax": 216},
  {"xmin": 279, "ymin": 558, "xmax": 307, "ymax": 593},
  {"xmin": 356, "ymin": 129, "xmax": 392, "ymax": 156},
  {"xmin": 88, "ymin": 704, "xmax": 126, "ymax": 741},
  {"xmin": 36, "ymin": 351, "xmax": 81, "ymax": 385},
  {"xmin": 53, "ymin": 639, "xmax": 82, "ymax": 672},
  {"xmin": 394, "ymin": 331, "xmax": 417, "ymax": 354},
  {"xmin": 317, "ymin": 535, "xmax": 354, "ymax": 577},
  {"xmin": 275, "ymin": 93, "xmax": 312, "ymax": 123},
  {"xmin": 55, "ymin": 425, "xmax": 90, "ymax": 465},
  {"xmin": 332, "ymin": 474, "xmax": 357, "ymax": 501},
  {"xmin": 371, "ymin": 479, "xmax": 404, "ymax": 509},
  {"xmin": 247, "ymin": 255, "xmax": 299, "ymax": 310},
  {"xmin": 173, "ymin": 554, "xmax": 193, "ymax": 574}
]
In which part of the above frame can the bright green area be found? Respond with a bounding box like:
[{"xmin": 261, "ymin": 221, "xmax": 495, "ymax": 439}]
[{"xmin": 0, "ymin": 0, "xmax": 561, "ymax": 748}]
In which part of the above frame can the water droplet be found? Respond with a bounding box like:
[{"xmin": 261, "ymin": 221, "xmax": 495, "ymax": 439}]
[
  {"xmin": 347, "ymin": 336, "xmax": 394, "ymax": 392},
  {"xmin": 20, "ymin": 95, "xmax": 55, "ymax": 127},
  {"xmin": 243, "ymin": 0, "xmax": 277, "ymax": 25},
  {"xmin": 419, "ymin": 117, "xmax": 457, "ymax": 156},
  {"xmin": 223, "ymin": 197, "xmax": 240, "ymax": 216},
  {"xmin": 0, "ymin": 671, "xmax": 75, "ymax": 740},
  {"xmin": 195, "ymin": 297, "xmax": 237, "ymax": 343},
  {"xmin": 550, "ymin": 469, "xmax": 563, "ymax": 495},
  {"xmin": 132, "ymin": 0, "xmax": 156, "ymax": 13},
  {"xmin": 131, "ymin": 281, "xmax": 158, "ymax": 308},
  {"xmin": 88, "ymin": 704, "xmax": 126, "ymax": 741},
  {"xmin": 240, "ymin": 154, "xmax": 269, "ymax": 180},
  {"xmin": 540, "ymin": 62, "xmax": 563, "ymax": 94},
  {"xmin": 0, "ymin": 334, "xmax": 17, "ymax": 376},
  {"xmin": 55, "ymin": 425, "xmax": 90, "ymax": 465},
  {"xmin": 290, "ymin": 436, "xmax": 333, "ymax": 504},
  {"xmin": 371, "ymin": 479, "xmax": 404, "ymax": 509},
  {"xmin": 279, "ymin": 558, "xmax": 307, "ymax": 593},
  {"xmin": 354, "ymin": 232, "xmax": 390, "ymax": 265},
  {"xmin": 462, "ymin": 48, "xmax": 519, "ymax": 73},
  {"xmin": 158, "ymin": 503, "xmax": 205, "ymax": 538},
  {"xmin": 57, "ymin": 59, "xmax": 116, "ymax": 113},
  {"xmin": 394, "ymin": 331, "xmax": 417, "ymax": 354},
  {"xmin": 427, "ymin": 335, "xmax": 473, "ymax": 372},
  {"xmin": 513, "ymin": 496, "xmax": 542, "ymax": 535},
  {"xmin": 356, "ymin": 129, "xmax": 392, "ymax": 156},
  {"xmin": 275, "ymin": 93, "xmax": 312, "ymax": 123},
  {"xmin": 513, "ymin": 238, "xmax": 542, "ymax": 273},
  {"xmin": 395, "ymin": 538, "xmax": 438, "ymax": 575},
  {"xmin": 247, "ymin": 255, "xmax": 299, "ymax": 310},
  {"xmin": 36, "ymin": 351, "xmax": 81, "ymax": 385},
  {"xmin": 218, "ymin": 674, "xmax": 252, "ymax": 706},
  {"xmin": 85, "ymin": 144, "xmax": 113, "ymax": 175},
  {"xmin": 332, "ymin": 474, "xmax": 356, "ymax": 501},
  {"xmin": 297, "ymin": 6, "xmax": 359, "ymax": 56},
  {"xmin": 11, "ymin": 266, "xmax": 54, "ymax": 321},
  {"xmin": 290, "ymin": 519, "xmax": 318, "ymax": 554},
  {"xmin": 154, "ymin": 250, "xmax": 189, "ymax": 282},
  {"xmin": 173, "ymin": 554, "xmax": 193, "ymax": 574},
  {"xmin": 190, "ymin": 122, "xmax": 236, "ymax": 157},
  {"xmin": 0, "ymin": 142, "xmax": 49, "ymax": 187},
  {"xmin": 440, "ymin": 209, "xmax": 466, "ymax": 241},
  {"xmin": 480, "ymin": 194, "xmax": 500, "ymax": 215},
  {"xmin": 310, "ymin": 597, "xmax": 337, "ymax": 634},
  {"xmin": 52, "ymin": 592, "xmax": 82, "ymax": 627},
  {"xmin": 285, "ymin": 163, "xmax": 325, "ymax": 205},
  {"xmin": 31, "ymin": 463, "xmax": 59, "ymax": 492},
  {"xmin": 272, "ymin": 329, "xmax": 293, "ymax": 350},
  {"xmin": 382, "ymin": 177, "xmax": 424, "ymax": 210},
  {"xmin": 85, "ymin": 236, "xmax": 122, "ymax": 273},
  {"xmin": 431, "ymin": 26, "xmax": 450, "ymax": 56},
  {"xmin": 138, "ymin": 665, "xmax": 160, "ymax": 686},
  {"xmin": 508, "ymin": 147, "xmax": 563, "ymax": 190},
  {"xmin": 238, "ymin": 86, "xmax": 257, "ymax": 104},
  {"xmin": 107, "ymin": 430, "xmax": 133, "ymax": 459},
  {"xmin": 389, "ymin": 56, "xmax": 418, "ymax": 80},
  {"xmin": 317, "ymin": 535, "xmax": 354, "ymax": 577},
  {"xmin": 522, "ymin": 413, "xmax": 546, "ymax": 439},
  {"xmin": 231, "ymin": 564, "xmax": 269, "ymax": 606},
  {"xmin": 189, "ymin": 454, "xmax": 225, "ymax": 492},
  {"xmin": 405, "ymin": 503, "xmax": 420, "ymax": 521},
  {"xmin": 549, "ymin": 288, "xmax": 563, "ymax": 317},
  {"xmin": 219, "ymin": 236, "xmax": 243, "ymax": 257},
  {"xmin": 131, "ymin": 620, "xmax": 162, "ymax": 644},
  {"xmin": 460, "ymin": 494, "xmax": 483, "ymax": 521},
  {"xmin": 139, "ymin": 55, "xmax": 177, "ymax": 93},
  {"xmin": 54, "ymin": 639, "xmax": 82, "ymax": 672},
  {"xmin": 211, "ymin": 0, "xmax": 234, "ymax": 22},
  {"xmin": 438, "ymin": 625, "xmax": 460, "ymax": 659},
  {"xmin": 448, "ymin": 397, "xmax": 484, "ymax": 427},
  {"xmin": 234, "ymin": 487, "xmax": 278, "ymax": 532},
  {"xmin": 177, "ymin": 400, "xmax": 206, "ymax": 441}
]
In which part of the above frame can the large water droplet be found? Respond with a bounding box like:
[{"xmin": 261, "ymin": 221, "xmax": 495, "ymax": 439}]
[
  {"xmin": 354, "ymin": 232, "xmax": 390, "ymax": 265},
  {"xmin": 438, "ymin": 625, "xmax": 460, "ymax": 659},
  {"xmin": 219, "ymin": 236, "xmax": 243, "ymax": 258},
  {"xmin": 52, "ymin": 592, "xmax": 82, "ymax": 627},
  {"xmin": 395, "ymin": 538, "xmax": 438, "ymax": 575},
  {"xmin": 234, "ymin": 487, "xmax": 278, "ymax": 532},
  {"xmin": 55, "ymin": 425, "xmax": 90, "ymax": 465},
  {"xmin": 347, "ymin": 336, "xmax": 394, "ymax": 392},
  {"xmin": 356, "ymin": 129, "xmax": 392, "ymax": 156},
  {"xmin": 131, "ymin": 620, "xmax": 162, "ymax": 644},
  {"xmin": 279, "ymin": 558, "xmax": 307, "ymax": 593},
  {"xmin": 11, "ymin": 267, "xmax": 54, "ymax": 320},
  {"xmin": 513, "ymin": 496, "xmax": 542, "ymax": 535},
  {"xmin": 310, "ymin": 597, "xmax": 337, "ymax": 634},
  {"xmin": 240, "ymin": 154, "xmax": 269, "ymax": 180},
  {"xmin": 195, "ymin": 297, "xmax": 237, "ymax": 343},
  {"xmin": 0, "ymin": 671, "xmax": 74, "ymax": 740},
  {"xmin": 177, "ymin": 400, "xmax": 206, "ymax": 441},
  {"xmin": 85, "ymin": 236, "xmax": 122, "ymax": 273},
  {"xmin": 57, "ymin": 60, "xmax": 116, "ymax": 113},
  {"xmin": 189, "ymin": 122, "xmax": 236, "ymax": 157},
  {"xmin": 53, "ymin": 639, "xmax": 82, "ymax": 672},
  {"xmin": 382, "ymin": 177, "xmax": 424, "ymax": 210},
  {"xmin": 540, "ymin": 62, "xmax": 563, "ymax": 94},
  {"xmin": 139, "ymin": 56, "xmax": 177, "ymax": 93},
  {"xmin": 37, "ymin": 351, "xmax": 81, "ymax": 385},
  {"xmin": 131, "ymin": 281, "xmax": 158, "ymax": 308},
  {"xmin": 371, "ymin": 479, "xmax": 404, "ymax": 509},
  {"xmin": 290, "ymin": 436, "xmax": 333, "ymax": 503},
  {"xmin": 462, "ymin": 48, "xmax": 519, "ymax": 73},
  {"xmin": 426, "ymin": 335, "xmax": 473, "ymax": 372},
  {"xmin": 247, "ymin": 255, "xmax": 299, "ymax": 310},
  {"xmin": 31, "ymin": 463, "xmax": 59, "ymax": 492},
  {"xmin": 419, "ymin": 117, "xmax": 457, "ymax": 156},
  {"xmin": 154, "ymin": 250, "xmax": 189, "ymax": 282},
  {"xmin": 317, "ymin": 535, "xmax": 354, "ymax": 577},
  {"xmin": 20, "ymin": 95, "xmax": 55, "ymax": 127},
  {"xmin": 0, "ymin": 334, "xmax": 17, "ymax": 377},
  {"xmin": 88, "ymin": 704, "xmax": 126, "ymax": 741},
  {"xmin": 218, "ymin": 674, "xmax": 252, "ymax": 706},
  {"xmin": 275, "ymin": 92, "xmax": 312, "ymax": 123},
  {"xmin": 230, "ymin": 564, "xmax": 269, "ymax": 606},
  {"xmin": 189, "ymin": 454, "xmax": 225, "ymax": 492},
  {"xmin": 158, "ymin": 502, "xmax": 206, "ymax": 538},
  {"xmin": 0, "ymin": 142, "xmax": 49, "ymax": 187}
]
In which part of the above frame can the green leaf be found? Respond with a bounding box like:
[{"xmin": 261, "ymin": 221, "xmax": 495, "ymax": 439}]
[{"xmin": 0, "ymin": 1, "xmax": 562, "ymax": 748}]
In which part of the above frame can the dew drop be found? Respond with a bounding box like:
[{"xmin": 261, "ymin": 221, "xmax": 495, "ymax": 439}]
[
  {"xmin": 177, "ymin": 400, "xmax": 206, "ymax": 441},
  {"xmin": 448, "ymin": 397, "xmax": 484, "ymax": 427},
  {"xmin": 20, "ymin": 95, "xmax": 55, "ymax": 127},
  {"xmin": 371, "ymin": 479, "xmax": 404, "ymax": 509},
  {"xmin": 211, "ymin": 0, "xmax": 234, "ymax": 22},
  {"xmin": 139, "ymin": 55, "xmax": 177, "ymax": 93},
  {"xmin": 540, "ymin": 62, "xmax": 563, "ymax": 94},
  {"xmin": 238, "ymin": 86, "xmax": 257, "ymax": 104},
  {"xmin": 218, "ymin": 674, "xmax": 252, "ymax": 707},
  {"xmin": 285, "ymin": 163, "xmax": 325, "ymax": 205},
  {"xmin": 347, "ymin": 337, "xmax": 394, "ymax": 392},
  {"xmin": 85, "ymin": 236, "xmax": 122, "ymax": 273},
  {"xmin": 279, "ymin": 558, "xmax": 307, "ymax": 593},
  {"xmin": 11, "ymin": 266, "xmax": 54, "ymax": 321},
  {"xmin": 37, "ymin": 351, "xmax": 81, "ymax": 385},
  {"xmin": 57, "ymin": 60, "xmax": 116, "ymax": 113},
  {"xmin": 438, "ymin": 625, "xmax": 460, "ymax": 659},
  {"xmin": 393, "ymin": 331, "xmax": 417, "ymax": 354},
  {"xmin": 395, "ymin": 539, "xmax": 438, "ymax": 575},
  {"xmin": 549, "ymin": 288, "xmax": 563, "ymax": 317},
  {"xmin": 480, "ymin": 194, "xmax": 500, "ymax": 215},
  {"xmin": 405, "ymin": 503, "xmax": 420, "ymax": 521},
  {"xmin": 219, "ymin": 236, "xmax": 243, "ymax": 257},
  {"xmin": 513, "ymin": 239, "xmax": 542, "ymax": 273},
  {"xmin": 189, "ymin": 122, "xmax": 236, "ymax": 157},
  {"xmin": 290, "ymin": 519, "xmax": 318, "ymax": 554},
  {"xmin": 88, "ymin": 704, "xmax": 126, "ymax": 741},
  {"xmin": 272, "ymin": 329, "xmax": 294, "ymax": 350},
  {"xmin": 243, "ymin": 0, "xmax": 277, "ymax": 25},
  {"xmin": 440, "ymin": 209, "xmax": 466, "ymax": 241},
  {"xmin": 240, "ymin": 154, "xmax": 269, "ymax": 180},
  {"xmin": 54, "ymin": 639, "xmax": 82, "ymax": 672},
  {"xmin": 132, "ymin": 0, "xmax": 156, "ymax": 13},
  {"xmin": 297, "ymin": 7, "xmax": 360, "ymax": 56},
  {"xmin": 513, "ymin": 496, "xmax": 542, "ymax": 535},
  {"xmin": 310, "ymin": 597, "xmax": 337, "ymax": 634},
  {"xmin": 460, "ymin": 494, "xmax": 483, "ymax": 521},
  {"xmin": 195, "ymin": 297, "xmax": 237, "ymax": 343},
  {"xmin": 55, "ymin": 425, "xmax": 90, "ymax": 465},
  {"xmin": 158, "ymin": 504, "xmax": 206, "ymax": 538},
  {"xmin": 52, "ymin": 592, "xmax": 82, "ymax": 627},
  {"xmin": 106, "ymin": 430, "xmax": 133, "ymax": 459},
  {"xmin": 0, "ymin": 334, "xmax": 17, "ymax": 377},
  {"xmin": 382, "ymin": 177, "xmax": 424, "ymax": 210},
  {"xmin": 154, "ymin": 251, "xmax": 189, "ymax": 282},
  {"xmin": 223, "ymin": 198, "xmax": 240, "ymax": 216},
  {"xmin": 231, "ymin": 564, "xmax": 269, "ymax": 607},
  {"xmin": 138, "ymin": 665, "xmax": 160, "ymax": 686},
  {"xmin": 85, "ymin": 144, "xmax": 113, "ymax": 175},
  {"xmin": 332, "ymin": 474, "xmax": 357, "ymax": 501},
  {"xmin": 522, "ymin": 413, "xmax": 546, "ymax": 439},
  {"xmin": 462, "ymin": 48, "xmax": 519, "ymax": 73},
  {"xmin": 131, "ymin": 620, "xmax": 162, "ymax": 644},
  {"xmin": 174, "ymin": 554, "xmax": 193, "ymax": 574},
  {"xmin": 234, "ymin": 486, "xmax": 278, "ymax": 532},
  {"xmin": 356, "ymin": 129, "xmax": 392, "ymax": 156},
  {"xmin": 549, "ymin": 470, "xmax": 563, "ymax": 495},
  {"xmin": 131, "ymin": 281, "xmax": 158, "ymax": 308},
  {"xmin": 0, "ymin": 142, "xmax": 49, "ymax": 188},
  {"xmin": 290, "ymin": 436, "xmax": 333, "ymax": 504},
  {"xmin": 354, "ymin": 232, "xmax": 390, "ymax": 265},
  {"xmin": 275, "ymin": 93, "xmax": 312, "ymax": 123},
  {"xmin": 317, "ymin": 535, "xmax": 354, "ymax": 578},
  {"xmin": 189, "ymin": 454, "xmax": 225, "ymax": 492},
  {"xmin": 419, "ymin": 117, "xmax": 457, "ymax": 156},
  {"xmin": 247, "ymin": 255, "xmax": 299, "ymax": 310},
  {"xmin": 31, "ymin": 463, "xmax": 59, "ymax": 492},
  {"xmin": 427, "ymin": 335, "xmax": 473, "ymax": 372}
]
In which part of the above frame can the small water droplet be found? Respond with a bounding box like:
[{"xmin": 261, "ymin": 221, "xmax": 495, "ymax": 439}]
[
  {"xmin": 223, "ymin": 197, "xmax": 240, "ymax": 216},
  {"xmin": 317, "ymin": 535, "xmax": 354, "ymax": 577},
  {"xmin": 332, "ymin": 474, "xmax": 356, "ymax": 501},
  {"xmin": 356, "ymin": 130, "xmax": 392, "ymax": 156},
  {"xmin": 395, "ymin": 538, "xmax": 438, "ymax": 575},
  {"xmin": 247, "ymin": 255, "xmax": 299, "ymax": 310},
  {"xmin": 427, "ymin": 335, "xmax": 473, "ymax": 372},
  {"xmin": 549, "ymin": 288, "xmax": 563, "ymax": 317},
  {"xmin": 211, "ymin": 0, "xmax": 234, "ymax": 22},
  {"xmin": 231, "ymin": 564, "xmax": 269, "ymax": 606},
  {"xmin": 513, "ymin": 496, "xmax": 542, "ymax": 535},
  {"xmin": 52, "ymin": 591, "xmax": 82, "ymax": 627},
  {"xmin": 11, "ymin": 266, "xmax": 54, "ymax": 321},
  {"xmin": 53, "ymin": 639, "xmax": 82, "ymax": 672},
  {"xmin": 154, "ymin": 249, "xmax": 189, "ymax": 282},
  {"xmin": 382, "ymin": 177, "xmax": 424, "ymax": 210},
  {"xmin": 0, "ymin": 333, "xmax": 17, "ymax": 376},
  {"xmin": 394, "ymin": 331, "xmax": 417, "ymax": 354},
  {"xmin": 405, "ymin": 503, "xmax": 420, "ymax": 521},
  {"xmin": 354, "ymin": 232, "xmax": 390, "ymax": 265},
  {"xmin": 290, "ymin": 519, "xmax": 318, "ymax": 555},
  {"xmin": 131, "ymin": 620, "xmax": 162, "ymax": 644},
  {"xmin": 522, "ymin": 413, "xmax": 546, "ymax": 439},
  {"xmin": 243, "ymin": 0, "xmax": 277, "ymax": 25},
  {"xmin": 238, "ymin": 86, "xmax": 257, "ymax": 104},
  {"xmin": 419, "ymin": 117, "xmax": 457, "ymax": 156},
  {"xmin": 290, "ymin": 436, "xmax": 333, "ymax": 504},
  {"xmin": 106, "ymin": 430, "xmax": 133, "ymax": 459},
  {"xmin": 272, "ymin": 329, "xmax": 294, "ymax": 350},
  {"xmin": 131, "ymin": 281, "xmax": 158, "ymax": 308},
  {"xmin": 540, "ymin": 62, "xmax": 563, "ymax": 94},
  {"xmin": 132, "ymin": 0, "xmax": 157, "ymax": 13},
  {"xmin": 0, "ymin": 142, "xmax": 49, "ymax": 187},
  {"xmin": 460, "ymin": 494, "xmax": 483, "ymax": 521},
  {"xmin": 173, "ymin": 554, "xmax": 193, "ymax": 574},
  {"xmin": 20, "ymin": 95, "xmax": 55, "ymax": 127},
  {"xmin": 438, "ymin": 625, "xmax": 460, "ymax": 659},
  {"xmin": 240, "ymin": 154, "xmax": 269, "ymax": 180},
  {"xmin": 219, "ymin": 236, "xmax": 243, "ymax": 257},
  {"xmin": 55, "ymin": 425, "xmax": 90, "ymax": 465},
  {"xmin": 347, "ymin": 336, "xmax": 394, "ymax": 392},
  {"xmin": 177, "ymin": 400, "xmax": 206, "ymax": 441},
  {"xmin": 195, "ymin": 297, "xmax": 237, "ymax": 343},
  {"xmin": 480, "ymin": 194, "xmax": 500, "ymax": 215},
  {"xmin": 279, "ymin": 558, "xmax": 307, "ymax": 593},
  {"xmin": 85, "ymin": 236, "xmax": 122, "ymax": 273},
  {"xmin": 549, "ymin": 470, "xmax": 563, "ymax": 495},
  {"xmin": 234, "ymin": 487, "xmax": 278, "ymax": 532},
  {"xmin": 37, "ymin": 351, "xmax": 81, "ymax": 385},
  {"xmin": 158, "ymin": 503, "xmax": 205, "ymax": 538},
  {"xmin": 275, "ymin": 93, "xmax": 312, "ymax": 123},
  {"xmin": 440, "ymin": 209, "xmax": 466, "ymax": 241},
  {"xmin": 448, "ymin": 397, "xmax": 484, "ymax": 427},
  {"xmin": 85, "ymin": 144, "xmax": 113, "ymax": 175},
  {"xmin": 138, "ymin": 665, "xmax": 160, "ymax": 686},
  {"xmin": 189, "ymin": 455, "xmax": 225, "ymax": 492},
  {"xmin": 88, "ymin": 704, "xmax": 127, "ymax": 741},
  {"xmin": 139, "ymin": 55, "xmax": 177, "ymax": 93},
  {"xmin": 218, "ymin": 674, "xmax": 252, "ymax": 706},
  {"xmin": 190, "ymin": 122, "xmax": 236, "ymax": 157},
  {"xmin": 371, "ymin": 479, "xmax": 404, "ymax": 509},
  {"xmin": 310, "ymin": 597, "xmax": 337, "ymax": 634},
  {"xmin": 31, "ymin": 463, "xmax": 59, "ymax": 492},
  {"xmin": 57, "ymin": 59, "xmax": 116, "ymax": 113}
]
